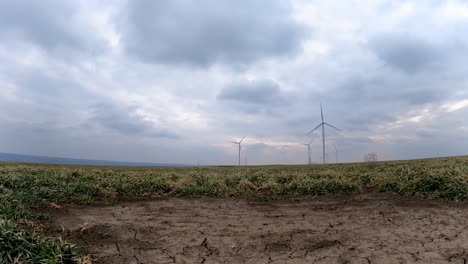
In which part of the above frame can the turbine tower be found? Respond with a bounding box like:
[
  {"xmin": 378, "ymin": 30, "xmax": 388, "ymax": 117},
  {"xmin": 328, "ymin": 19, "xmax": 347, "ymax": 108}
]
[
  {"xmin": 306, "ymin": 104, "xmax": 341, "ymax": 164},
  {"xmin": 333, "ymin": 144, "xmax": 339, "ymax": 163},
  {"xmin": 232, "ymin": 136, "xmax": 245, "ymax": 166},
  {"xmin": 303, "ymin": 139, "xmax": 313, "ymax": 165}
]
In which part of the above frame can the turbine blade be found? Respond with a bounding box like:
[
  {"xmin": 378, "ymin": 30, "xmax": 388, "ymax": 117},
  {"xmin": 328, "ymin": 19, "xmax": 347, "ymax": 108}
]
[
  {"xmin": 232, "ymin": 142, "xmax": 239, "ymax": 144},
  {"xmin": 324, "ymin": 122, "xmax": 342, "ymax": 132},
  {"xmin": 306, "ymin": 123, "xmax": 322, "ymax": 135},
  {"xmin": 239, "ymin": 136, "xmax": 246, "ymax": 144},
  {"xmin": 320, "ymin": 103, "xmax": 324, "ymax": 122}
]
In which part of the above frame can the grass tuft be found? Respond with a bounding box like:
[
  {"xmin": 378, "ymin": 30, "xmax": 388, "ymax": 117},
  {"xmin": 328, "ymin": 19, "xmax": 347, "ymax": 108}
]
[{"xmin": 0, "ymin": 220, "xmax": 85, "ymax": 264}]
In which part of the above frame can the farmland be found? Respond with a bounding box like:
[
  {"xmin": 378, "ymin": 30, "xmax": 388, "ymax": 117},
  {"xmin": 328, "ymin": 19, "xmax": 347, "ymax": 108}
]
[{"xmin": 1, "ymin": 156, "xmax": 468, "ymax": 263}]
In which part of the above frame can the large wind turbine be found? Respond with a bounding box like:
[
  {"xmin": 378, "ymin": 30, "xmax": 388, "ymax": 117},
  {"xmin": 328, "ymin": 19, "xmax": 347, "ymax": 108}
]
[
  {"xmin": 306, "ymin": 104, "xmax": 341, "ymax": 164},
  {"xmin": 232, "ymin": 136, "xmax": 245, "ymax": 166},
  {"xmin": 303, "ymin": 140, "xmax": 313, "ymax": 165}
]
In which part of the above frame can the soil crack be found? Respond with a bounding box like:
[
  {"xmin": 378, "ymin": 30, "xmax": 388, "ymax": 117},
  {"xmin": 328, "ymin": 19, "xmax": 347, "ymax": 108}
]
[
  {"xmin": 133, "ymin": 254, "xmax": 140, "ymax": 264},
  {"xmin": 115, "ymin": 242, "xmax": 121, "ymax": 255}
]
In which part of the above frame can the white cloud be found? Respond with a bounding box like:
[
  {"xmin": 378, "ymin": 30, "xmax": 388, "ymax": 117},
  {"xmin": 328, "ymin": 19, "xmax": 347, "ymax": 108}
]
[
  {"xmin": 443, "ymin": 99, "xmax": 468, "ymax": 112},
  {"xmin": 437, "ymin": 0, "xmax": 468, "ymax": 22}
]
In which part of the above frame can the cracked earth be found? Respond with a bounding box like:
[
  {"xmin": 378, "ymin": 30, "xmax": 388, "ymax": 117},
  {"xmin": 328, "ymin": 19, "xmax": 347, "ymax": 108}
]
[{"xmin": 52, "ymin": 193, "xmax": 468, "ymax": 263}]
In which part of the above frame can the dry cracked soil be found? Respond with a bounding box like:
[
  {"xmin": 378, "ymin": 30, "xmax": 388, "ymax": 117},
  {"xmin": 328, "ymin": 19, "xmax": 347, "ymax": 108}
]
[{"xmin": 51, "ymin": 193, "xmax": 468, "ymax": 264}]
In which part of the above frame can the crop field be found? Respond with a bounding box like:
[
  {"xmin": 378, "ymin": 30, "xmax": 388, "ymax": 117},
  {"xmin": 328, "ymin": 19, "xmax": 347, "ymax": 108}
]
[{"xmin": 1, "ymin": 156, "xmax": 468, "ymax": 263}]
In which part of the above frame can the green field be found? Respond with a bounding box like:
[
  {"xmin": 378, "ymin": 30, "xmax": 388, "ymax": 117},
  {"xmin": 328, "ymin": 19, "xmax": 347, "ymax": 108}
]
[{"xmin": 1, "ymin": 156, "xmax": 468, "ymax": 263}]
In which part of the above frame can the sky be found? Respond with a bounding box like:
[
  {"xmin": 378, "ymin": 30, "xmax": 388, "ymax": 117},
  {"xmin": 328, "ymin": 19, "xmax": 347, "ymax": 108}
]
[{"xmin": 1, "ymin": 0, "xmax": 468, "ymax": 165}]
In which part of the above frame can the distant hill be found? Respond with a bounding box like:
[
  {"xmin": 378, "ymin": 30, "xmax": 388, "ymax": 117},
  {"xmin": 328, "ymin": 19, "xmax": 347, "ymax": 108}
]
[{"xmin": 0, "ymin": 152, "xmax": 192, "ymax": 167}]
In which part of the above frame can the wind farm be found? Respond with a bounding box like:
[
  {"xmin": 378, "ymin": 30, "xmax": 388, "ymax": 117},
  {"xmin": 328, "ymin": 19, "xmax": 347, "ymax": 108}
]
[{"xmin": 229, "ymin": 104, "xmax": 343, "ymax": 166}]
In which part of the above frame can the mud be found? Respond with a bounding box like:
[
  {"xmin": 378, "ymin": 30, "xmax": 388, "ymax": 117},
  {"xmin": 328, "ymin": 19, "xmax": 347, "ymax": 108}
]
[{"xmin": 52, "ymin": 193, "xmax": 468, "ymax": 263}]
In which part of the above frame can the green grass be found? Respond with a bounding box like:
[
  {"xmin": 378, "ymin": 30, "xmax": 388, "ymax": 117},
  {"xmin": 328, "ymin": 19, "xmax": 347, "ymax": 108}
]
[
  {"xmin": 0, "ymin": 220, "xmax": 86, "ymax": 264},
  {"xmin": 0, "ymin": 156, "xmax": 468, "ymax": 263}
]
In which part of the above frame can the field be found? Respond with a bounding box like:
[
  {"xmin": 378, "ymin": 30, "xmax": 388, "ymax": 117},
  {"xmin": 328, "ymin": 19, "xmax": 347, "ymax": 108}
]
[{"xmin": 1, "ymin": 156, "xmax": 468, "ymax": 263}]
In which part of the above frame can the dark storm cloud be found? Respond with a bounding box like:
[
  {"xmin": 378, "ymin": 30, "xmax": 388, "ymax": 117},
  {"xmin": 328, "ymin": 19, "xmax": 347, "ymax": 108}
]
[
  {"xmin": 0, "ymin": 0, "xmax": 102, "ymax": 54},
  {"xmin": 369, "ymin": 33, "xmax": 441, "ymax": 73},
  {"xmin": 217, "ymin": 80, "xmax": 288, "ymax": 105},
  {"xmin": 119, "ymin": 0, "xmax": 306, "ymax": 67},
  {"xmin": 89, "ymin": 104, "xmax": 178, "ymax": 139}
]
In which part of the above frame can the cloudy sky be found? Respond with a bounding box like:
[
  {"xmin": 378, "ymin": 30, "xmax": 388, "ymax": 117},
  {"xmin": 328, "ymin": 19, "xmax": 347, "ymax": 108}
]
[{"xmin": 1, "ymin": 0, "xmax": 468, "ymax": 165}]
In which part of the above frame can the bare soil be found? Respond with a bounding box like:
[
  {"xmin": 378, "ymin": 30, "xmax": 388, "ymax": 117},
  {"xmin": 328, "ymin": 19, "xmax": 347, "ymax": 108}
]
[{"xmin": 51, "ymin": 193, "xmax": 468, "ymax": 263}]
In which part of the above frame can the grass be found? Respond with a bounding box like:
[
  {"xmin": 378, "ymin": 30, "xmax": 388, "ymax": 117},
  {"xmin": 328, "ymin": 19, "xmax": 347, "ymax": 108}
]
[
  {"xmin": 0, "ymin": 220, "xmax": 87, "ymax": 264},
  {"xmin": 0, "ymin": 156, "xmax": 468, "ymax": 263}
]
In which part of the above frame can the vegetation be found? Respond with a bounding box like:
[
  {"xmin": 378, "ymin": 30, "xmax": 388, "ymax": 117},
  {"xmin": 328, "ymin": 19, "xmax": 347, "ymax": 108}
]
[
  {"xmin": 0, "ymin": 156, "xmax": 468, "ymax": 263},
  {"xmin": 0, "ymin": 220, "xmax": 87, "ymax": 264}
]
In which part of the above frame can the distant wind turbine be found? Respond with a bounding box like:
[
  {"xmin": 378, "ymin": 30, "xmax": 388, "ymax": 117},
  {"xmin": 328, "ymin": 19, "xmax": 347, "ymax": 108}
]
[
  {"xmin": 303, "ymin": 140, "xmax": 313, "ymax": 165},
  {"xmin": 232, "ymin": 136, "xmax": 245, "ymax": 166},
  {"xmin": 306, "ymin": 104, "xmax": 342, "ymax": 164}
]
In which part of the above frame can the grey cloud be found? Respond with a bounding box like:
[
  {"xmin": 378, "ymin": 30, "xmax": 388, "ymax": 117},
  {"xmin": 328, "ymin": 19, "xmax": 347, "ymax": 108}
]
[
  {"xmin": 341, "ymin": 137, "xmax": 372, "ymax": 145},
  {"xmin": 218, "ymin": 80, "xmax": 287, "ymax": 105},
  {"xmin": 344, "ymin": 113, "xmax": 395, "ymax": 132},
  {"xmin": 416, "ymin": 130, "xmax": 438, "ymax": 139},
  {"xmin": 0, "ymin": 0, "xmax": 103, "ymax": 55},
  {"xmin": 89, "ymin": 104, "xmax": 178, "ymax": 139},
  {"xmin": 216, "ymin": 79, "xmax": 292, "ymax": 118},
  {"xmin": 405, "ymin": 90, "xmax": 440, "ymax": 105},
  {"xmin": 330, "ymin": 76, "xmax": 446, "ymax": 108},
  {"xmin": 13, "ymin": 70, "xmax": 92, "ymax": 105},
  {"xmin": 369, "ymin": 33, "xmax": 441, "ymax": 73},
  {"xmin": 0, "ymin": 68, "xmax": 96, "ymax": 130},
  {"xmin": 246, "ymin": 143, "xmax": 269, "ymax": 151},
  {"xmin": 119, "ymin": 0, "xmax": 306, "ymax": 67}
]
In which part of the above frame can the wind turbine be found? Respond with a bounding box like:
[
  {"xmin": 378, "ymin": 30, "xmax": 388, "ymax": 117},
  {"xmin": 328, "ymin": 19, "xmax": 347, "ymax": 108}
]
[
  {"xmin": 306, "ymin": 104, "xmax": 342, "ymax": 164},
  {"xmin": 232, "ymin": 136, "xmax": 245, "ymax": 166},
  {"xmin": 303, "ymin": 140, "xmax": 313, "ymax": 165}
]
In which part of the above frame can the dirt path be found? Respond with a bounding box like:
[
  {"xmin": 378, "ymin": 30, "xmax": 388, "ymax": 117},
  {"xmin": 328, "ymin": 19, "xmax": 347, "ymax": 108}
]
[{"xmin": 53, "ymin": 193, "xmax": 468, "ymax": 264}]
